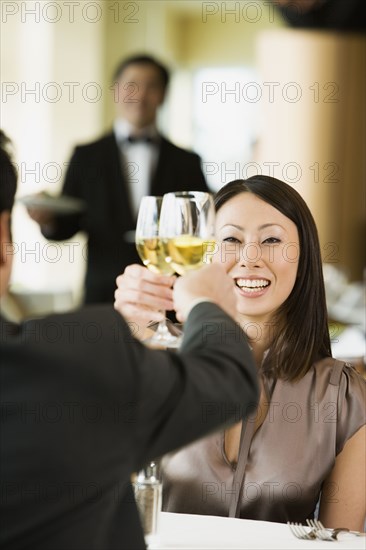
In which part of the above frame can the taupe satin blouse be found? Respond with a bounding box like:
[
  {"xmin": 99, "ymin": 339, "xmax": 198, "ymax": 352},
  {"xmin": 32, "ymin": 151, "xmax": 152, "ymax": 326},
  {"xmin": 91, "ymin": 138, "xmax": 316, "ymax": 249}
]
[{"xmin": 161, "ymin": 358, "xmax": 366, "ymax": 523}]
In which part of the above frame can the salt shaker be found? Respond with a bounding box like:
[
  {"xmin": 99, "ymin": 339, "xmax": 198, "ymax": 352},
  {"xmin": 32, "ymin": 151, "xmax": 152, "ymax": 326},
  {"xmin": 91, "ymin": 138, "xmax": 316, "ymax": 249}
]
[{"xmin": 133, "ymin": 461, "xmax": 162, "ymax": 547}]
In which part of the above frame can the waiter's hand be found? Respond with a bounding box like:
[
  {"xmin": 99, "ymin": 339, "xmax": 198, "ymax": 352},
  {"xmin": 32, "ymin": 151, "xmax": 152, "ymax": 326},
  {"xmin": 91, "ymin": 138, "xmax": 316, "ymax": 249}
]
[
  {"xmin": 26, "ymin": 192, "xmax": 55, "ymax": 228},
  {"xmin": 27, "ymin": 206, "xmax": 55, "ymax": 227}
]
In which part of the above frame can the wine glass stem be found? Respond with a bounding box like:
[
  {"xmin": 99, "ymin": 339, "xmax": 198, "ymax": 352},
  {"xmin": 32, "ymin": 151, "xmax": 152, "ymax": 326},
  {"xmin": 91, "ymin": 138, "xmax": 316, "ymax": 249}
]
[{"xmin": 155, "ymin": 313, "xmax": 170, "ymax": 340}]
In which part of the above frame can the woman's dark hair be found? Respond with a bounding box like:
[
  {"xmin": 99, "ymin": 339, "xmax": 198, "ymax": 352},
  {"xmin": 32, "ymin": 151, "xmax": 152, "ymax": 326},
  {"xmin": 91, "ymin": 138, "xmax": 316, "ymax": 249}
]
[
  {"xmin": 215, "ymin": 176, "xmax": 331, "ymax": 381},
  {"xmin": 113, "ymin": 54, "xmax": 170, "ymax": 90},
  {"xmin": 0, "ymin": 130, "xmax": 17, "ymax": 214}
]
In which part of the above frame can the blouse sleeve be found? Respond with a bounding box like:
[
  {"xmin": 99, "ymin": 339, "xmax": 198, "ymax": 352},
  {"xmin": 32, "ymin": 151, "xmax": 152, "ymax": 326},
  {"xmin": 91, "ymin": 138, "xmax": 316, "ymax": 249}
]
[{"xmin": 336, "ymin": 363, "xmax": 366, "ymax": 455}]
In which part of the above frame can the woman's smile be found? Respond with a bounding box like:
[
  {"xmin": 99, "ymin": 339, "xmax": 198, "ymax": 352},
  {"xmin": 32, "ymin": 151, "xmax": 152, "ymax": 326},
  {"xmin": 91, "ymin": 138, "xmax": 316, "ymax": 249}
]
[{"xmin": 234, "ymin": 277, "xmax": 271, "ymax": 297}]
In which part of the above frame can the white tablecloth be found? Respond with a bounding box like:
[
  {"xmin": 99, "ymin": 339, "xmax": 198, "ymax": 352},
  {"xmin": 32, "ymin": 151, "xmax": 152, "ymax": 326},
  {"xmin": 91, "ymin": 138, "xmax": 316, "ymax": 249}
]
[{"xmin": 154, "ymin": 512, "xmax": 365, "ymax": 549}]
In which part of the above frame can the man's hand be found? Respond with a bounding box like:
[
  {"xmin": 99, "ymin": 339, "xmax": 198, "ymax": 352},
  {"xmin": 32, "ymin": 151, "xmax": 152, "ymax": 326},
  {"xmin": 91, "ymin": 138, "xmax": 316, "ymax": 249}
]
[
  {"xmin": 173, "ymin": 264, "xmax": 237, "ymax": 322},
  {"xmin": 114, "ymin": 264, "xmax": 176, "ymax": 337}
]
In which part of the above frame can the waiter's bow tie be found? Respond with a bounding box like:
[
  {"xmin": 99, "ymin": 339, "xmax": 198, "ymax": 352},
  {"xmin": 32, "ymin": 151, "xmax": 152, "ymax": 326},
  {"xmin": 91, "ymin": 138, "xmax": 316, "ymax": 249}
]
[{"xmin": 126, "ymin": 134, "xmax": 157, "ymax": 144}]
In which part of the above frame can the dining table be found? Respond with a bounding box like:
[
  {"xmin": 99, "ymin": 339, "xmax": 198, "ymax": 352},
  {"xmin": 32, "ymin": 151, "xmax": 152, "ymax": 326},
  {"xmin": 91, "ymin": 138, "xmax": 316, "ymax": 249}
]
[{"xmin": 153, "ymin": 512, "xmax": 365, "ymax": 549}]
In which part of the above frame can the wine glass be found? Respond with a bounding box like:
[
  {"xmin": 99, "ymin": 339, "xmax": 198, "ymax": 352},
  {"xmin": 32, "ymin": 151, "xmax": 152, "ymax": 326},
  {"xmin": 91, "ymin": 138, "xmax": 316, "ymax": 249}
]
[
  {"xmin": 135, "ymin": 196, "xmax": 181, "ymax": 348},
  {"xmin": 159, "ymin": 192, "xmax": 216, "ymax": 276}
]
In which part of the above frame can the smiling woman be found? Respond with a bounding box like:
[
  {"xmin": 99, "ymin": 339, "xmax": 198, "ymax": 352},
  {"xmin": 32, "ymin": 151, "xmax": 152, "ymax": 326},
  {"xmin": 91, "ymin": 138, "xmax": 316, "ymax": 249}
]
[
  {"xmin": 213, "ymin": 177, "xmax": 327, "ymax": 381},
  {"xmin": 113, "ymin": 175, "xmax": 366, "ymax": 531},
  {"xmin": 157, "ymin": 177, "xmax": 366, "ymax": 531}
]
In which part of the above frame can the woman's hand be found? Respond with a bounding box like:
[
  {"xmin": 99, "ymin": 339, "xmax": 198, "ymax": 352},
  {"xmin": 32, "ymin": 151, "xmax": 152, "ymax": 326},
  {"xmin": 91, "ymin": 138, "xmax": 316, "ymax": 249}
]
[{"xmin": 114, "ymin": 264, "xmax": 176, "ymax": 338}]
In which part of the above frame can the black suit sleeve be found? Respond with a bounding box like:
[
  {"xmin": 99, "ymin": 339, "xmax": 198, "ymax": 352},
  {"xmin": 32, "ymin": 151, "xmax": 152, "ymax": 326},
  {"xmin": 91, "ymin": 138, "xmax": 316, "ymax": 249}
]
[
  {"xmin": 17, "ymin": 302, "xmax": 257, "ymax": 470},
  {"xmin": 133, "ymin": 302, "xmax": 258, "ymax": 466}
]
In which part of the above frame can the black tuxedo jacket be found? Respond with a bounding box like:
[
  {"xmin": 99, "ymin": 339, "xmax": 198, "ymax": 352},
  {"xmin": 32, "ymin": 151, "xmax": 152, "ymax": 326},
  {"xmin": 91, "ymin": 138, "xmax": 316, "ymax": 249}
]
[
  {"xmin": 0, "ymin": 303, "xmax": 258, "ymax": 549},
  {"xmin": 43, "ymin": 133, "xmax": 209, "ymax": 303}
]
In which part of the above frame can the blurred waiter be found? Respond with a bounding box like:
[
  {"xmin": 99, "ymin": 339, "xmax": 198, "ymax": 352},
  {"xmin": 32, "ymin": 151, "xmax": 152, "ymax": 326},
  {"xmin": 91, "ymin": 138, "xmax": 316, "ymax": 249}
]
[{"xmin": 28, "ymin": 55, "xmax": 208, "ymax": 304}]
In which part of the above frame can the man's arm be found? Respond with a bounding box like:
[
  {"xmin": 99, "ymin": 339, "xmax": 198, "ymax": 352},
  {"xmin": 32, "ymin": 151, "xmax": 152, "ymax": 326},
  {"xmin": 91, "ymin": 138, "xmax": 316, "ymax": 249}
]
[
  {"xmin": 134, "ymin": 301, "xmax": 257, "ymax": 466},
  {"xmin": 131, "ymin": 264, "xmax": 258, "ymax": 466},
  {"xmin": 5, "ymin": 264, "xmax": 257, "ymax": 492}
]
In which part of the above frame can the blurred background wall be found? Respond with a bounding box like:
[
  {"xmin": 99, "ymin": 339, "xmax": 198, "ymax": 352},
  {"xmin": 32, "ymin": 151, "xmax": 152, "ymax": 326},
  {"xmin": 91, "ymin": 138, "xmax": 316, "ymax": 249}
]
[{"xmin": 1, "ymin": 0, "xmax": 365, "ymax": 309}]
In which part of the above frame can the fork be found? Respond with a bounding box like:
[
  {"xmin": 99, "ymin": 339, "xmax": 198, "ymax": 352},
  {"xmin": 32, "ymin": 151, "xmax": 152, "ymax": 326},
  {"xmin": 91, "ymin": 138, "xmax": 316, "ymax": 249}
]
[
  {"xmin": 306, "ymin": 519, "xmax": 365, "ymax": 541},
  {"xmin": 287, "ymin": 522, "xmax": 317, "ymax": 540}
]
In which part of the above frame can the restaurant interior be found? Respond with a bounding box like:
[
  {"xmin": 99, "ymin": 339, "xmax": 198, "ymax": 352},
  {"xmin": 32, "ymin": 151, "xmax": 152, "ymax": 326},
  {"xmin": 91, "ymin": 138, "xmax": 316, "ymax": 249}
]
[
  {"xmin": 2, "ymin": 0, "xmax": 365, "ymax": 368},
  {"xmin": 1, "ymin": 1, "xmax": 366, "ymax": 547}
]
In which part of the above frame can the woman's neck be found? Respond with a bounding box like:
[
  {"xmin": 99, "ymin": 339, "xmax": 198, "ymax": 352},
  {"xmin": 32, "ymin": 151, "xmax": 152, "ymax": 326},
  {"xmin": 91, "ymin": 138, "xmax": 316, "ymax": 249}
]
[
  {"xmin": 250, "ymin": 341, "xmax": 268, "ymax": 368},
  {"xmin": 237, "ymin": 314, "xmax": 274, "ymax": 368}
]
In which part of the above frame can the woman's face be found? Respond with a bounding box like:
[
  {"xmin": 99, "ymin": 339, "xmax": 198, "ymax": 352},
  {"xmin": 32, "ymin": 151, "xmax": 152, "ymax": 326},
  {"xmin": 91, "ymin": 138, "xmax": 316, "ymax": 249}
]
[{"xmin": 214, "ymin": 192, "xmax": 300, "ymax": 325}]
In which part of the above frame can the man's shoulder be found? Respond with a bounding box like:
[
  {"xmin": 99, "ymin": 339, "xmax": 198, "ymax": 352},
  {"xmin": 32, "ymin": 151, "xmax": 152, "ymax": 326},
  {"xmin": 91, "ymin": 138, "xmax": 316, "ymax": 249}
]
[{"xmin": 19, "ymin": 305, "xmax": 130, "ymax": 347}]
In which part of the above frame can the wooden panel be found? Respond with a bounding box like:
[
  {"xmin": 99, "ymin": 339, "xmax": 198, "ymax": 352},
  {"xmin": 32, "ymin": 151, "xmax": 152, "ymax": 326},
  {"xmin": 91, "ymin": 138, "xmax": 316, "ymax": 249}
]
[{"xmin": 256, "ymin": 30, "xmax": 366, "ymax": 280}]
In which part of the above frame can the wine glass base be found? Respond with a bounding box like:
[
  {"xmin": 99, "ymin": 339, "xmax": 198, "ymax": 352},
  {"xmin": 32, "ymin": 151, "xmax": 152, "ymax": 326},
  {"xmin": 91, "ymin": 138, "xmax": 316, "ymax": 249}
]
[
  {"xmin": 147, "ymin": 320, "xmax": 183, "ymax": 337},
  {"xmin": 144, "ymin": 320, "xmax": 183, "ymax": 349}
]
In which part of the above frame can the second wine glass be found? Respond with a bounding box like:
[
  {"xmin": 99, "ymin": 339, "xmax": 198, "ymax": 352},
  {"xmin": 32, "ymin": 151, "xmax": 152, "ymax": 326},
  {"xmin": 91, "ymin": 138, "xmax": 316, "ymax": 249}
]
[
  {"xmin": 135, "ymin": 196, "xmax": 181, "ymax": 348},
  {"xmin": 159, "ymin": 191, "xmax": 216, "ymax": 275}
]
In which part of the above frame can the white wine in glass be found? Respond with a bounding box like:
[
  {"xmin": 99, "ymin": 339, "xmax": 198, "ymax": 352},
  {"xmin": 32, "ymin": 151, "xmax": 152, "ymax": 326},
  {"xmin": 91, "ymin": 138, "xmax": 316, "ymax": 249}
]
[
  {"xmin": 164, "ymin": 235, "xmax": 217, "ymax": 275},
  {"xmin": 159, "ymin": 192, "xmax": 216, "ymax": 275},
  {"xmin": 136, "ymin": 237, "xmax": 174, "ymax": 275},
  {"xmin": 135, "ymin": 196, "xmax": 181, "ymax": 348}
]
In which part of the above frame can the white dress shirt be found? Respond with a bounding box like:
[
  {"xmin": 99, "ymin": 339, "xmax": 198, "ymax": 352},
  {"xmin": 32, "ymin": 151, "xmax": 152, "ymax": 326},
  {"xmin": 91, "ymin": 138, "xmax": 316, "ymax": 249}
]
[{"xmin": 114, "ymin": 119, "xmax": 160, "ymax": 219}]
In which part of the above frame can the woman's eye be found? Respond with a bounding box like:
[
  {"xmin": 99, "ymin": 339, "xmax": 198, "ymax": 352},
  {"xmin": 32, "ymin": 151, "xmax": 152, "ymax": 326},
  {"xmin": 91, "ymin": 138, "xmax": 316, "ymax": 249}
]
[
  {"xmin": 222, "ymin": 237, "xmax": 241, "ymax": 243},
  {"xmin": 262, "ymin": 237, "xmax": 280, "ymax": 244}
]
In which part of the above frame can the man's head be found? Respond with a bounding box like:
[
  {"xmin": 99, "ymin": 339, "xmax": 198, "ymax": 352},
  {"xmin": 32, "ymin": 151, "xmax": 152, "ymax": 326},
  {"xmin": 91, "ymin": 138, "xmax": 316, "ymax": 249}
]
[
  {"xmin": 0, "ymin": 130, "xmax": 17, "ymax": 296},
  {"xmin": 112, "ymin": 55, "xmax": 170, "ymax": 130}
]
